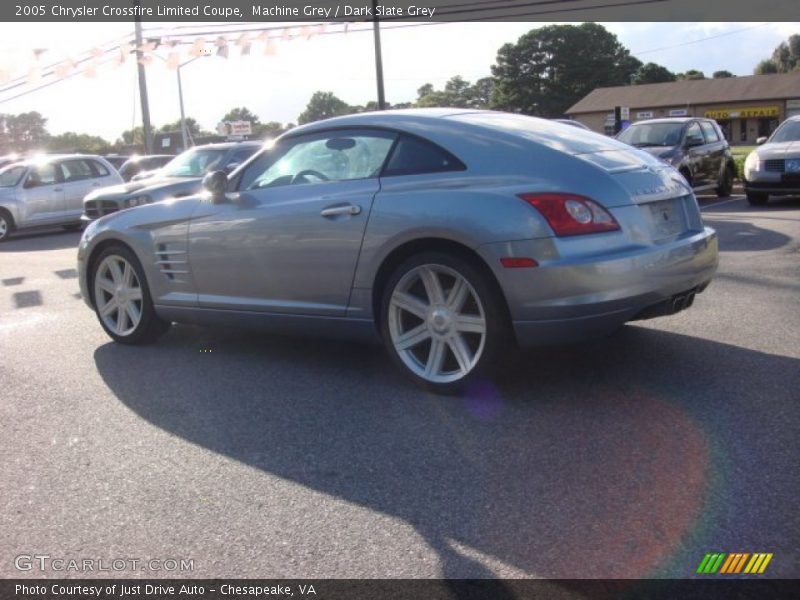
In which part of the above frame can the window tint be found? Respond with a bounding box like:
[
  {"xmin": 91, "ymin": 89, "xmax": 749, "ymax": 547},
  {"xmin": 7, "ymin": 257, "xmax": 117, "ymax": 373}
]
[
  {"xmin": 90, "ymin": 160, "xmax": 110, "ymax": 177},
  {"xmin": 685, "ymin": 122, "xmax": 703, "ymax": 143},
  {"xmin": 60, "ymin": 159, "xmax": 94, "ymax": 182},
  {"xmin": 231, "ymin": 146, "xmax": 258, "ymax": 164},
  {"xmin": 241, "ymin": 131, "xmax": 396, "ymax": 191},
  {"xmin": 699, "ymin": 121, "xmax": 720, "ymax": 143},
  {"xmin": 26, "ymin": 163, "xmax": 59, "ymax": 187},
  {"xmin": 382, "ymin": 135, "xmax": 465, "ymax": 176}
]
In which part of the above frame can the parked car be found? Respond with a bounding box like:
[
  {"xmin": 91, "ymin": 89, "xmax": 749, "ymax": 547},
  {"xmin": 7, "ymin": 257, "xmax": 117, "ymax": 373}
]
[
  {"xmin": 78, "ymin": 109, "xmax": 718, "ymax": 393},
  {"xmin": 553, "ymin": 119, "xmax": 591, "ymax": 130},
  {"xmin": 743, "ymin": 115, "xmax": 800, "ymax": 205},
  {"xmin": 0, "ymin": 154, "xmax": 122, "ymax": 241},
  {"xmin": 82, "ymin": 142, "xmax": 261, "ymax": 222},
  {"xmin": 118, "ymin": 154, "xmax": 174, "ymax": 182},
  {"xmin": 616, "ymin": 118, "xmax": 735, "ymax": 197},
  {"xmin": 0, "ymin": 154, "xmax": 22, "ymax": 170},
  {"xmin": 103, "ymin": 155, "xmax": 129, "ymax": 171}
]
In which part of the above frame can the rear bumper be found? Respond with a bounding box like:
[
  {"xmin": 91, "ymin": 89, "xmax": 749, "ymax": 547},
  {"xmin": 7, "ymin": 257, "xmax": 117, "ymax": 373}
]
[{"xmin": 480, "ymin": 227, "xmax": 718, "ymax": 347}]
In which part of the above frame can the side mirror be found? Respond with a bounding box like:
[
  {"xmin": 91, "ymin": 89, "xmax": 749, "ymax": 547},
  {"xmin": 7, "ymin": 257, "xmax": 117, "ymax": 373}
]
[
  {"xmin": 202, "ymin": 170, "xmax": 228, "ymax": 203},
  {"xmin": 756, "ymin": 136, "xmax": 768, "ymax": 145},
  {"xmin": 223, "ymin": 162, "xmax": 240, "ymax": 174},
  {"xmin": 684, "ymin": 135, "xmax": 704, "ymax": 148}
]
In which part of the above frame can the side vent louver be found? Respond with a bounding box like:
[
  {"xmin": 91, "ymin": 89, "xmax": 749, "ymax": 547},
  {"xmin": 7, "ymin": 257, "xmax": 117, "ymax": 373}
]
[{"xmin": 155, "ymin": 243, "xmax": 190, "ymax": 281}]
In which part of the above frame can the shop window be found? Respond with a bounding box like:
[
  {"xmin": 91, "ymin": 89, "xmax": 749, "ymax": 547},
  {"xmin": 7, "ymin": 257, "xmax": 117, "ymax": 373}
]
[
  {"xmin": 717, "ymin": 120, "xmax": 731, "ymax": 141},
  {"xmin": 740, "ymin": 120, "xmax": 748, "ymax": 143},
  {"xmin": 758, "ymin": 118, "xmax": 779, "ymax": 138}
]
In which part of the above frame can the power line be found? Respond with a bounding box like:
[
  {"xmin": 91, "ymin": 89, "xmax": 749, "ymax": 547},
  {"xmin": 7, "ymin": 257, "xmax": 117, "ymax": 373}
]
[{"xmin": 632, "ymin": 23, "xmax": 772, "ymax": 57}]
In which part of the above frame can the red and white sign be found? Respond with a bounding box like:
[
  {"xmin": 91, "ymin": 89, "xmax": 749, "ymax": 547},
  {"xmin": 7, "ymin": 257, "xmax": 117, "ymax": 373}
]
[{"xmin": 217, "ymin": 120, "xmax": 252, "ymax": 136}]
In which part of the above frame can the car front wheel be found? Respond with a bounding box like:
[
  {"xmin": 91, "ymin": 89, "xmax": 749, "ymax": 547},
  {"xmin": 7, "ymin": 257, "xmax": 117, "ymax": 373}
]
[
  {"xmin": 716, "ymin": 165, "xmax": 734, "ymax": 198},
  {"xmin": 380, "ymin": 252, "xmax": 510, "ymax": 394},
  {"xmin": 746, "ymin": 192, "xmax": 768, "ymax": 206},
  {"xmin": 0, "ymin": 210, "xmax": 14, "ymax": 242},
  {"xmin": 92, "ymin": 245, "xmax": 170, "ymax": 344}
]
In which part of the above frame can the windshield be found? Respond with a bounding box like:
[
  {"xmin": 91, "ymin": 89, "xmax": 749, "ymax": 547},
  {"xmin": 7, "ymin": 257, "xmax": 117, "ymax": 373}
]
[
  {"xmin": 161, "ymin": 148, "xmax": 227, "ymax": 178},
  {"xmin": 618, "ymin": 123, "xmax": 684, "ymax": 147},
  {"xmin": 0, "ymin": 165, "xmax": 26, "ymax": 187},
  {"xmin": 770, "ymin": 120, "xmax": 800, "ymax": 143}
]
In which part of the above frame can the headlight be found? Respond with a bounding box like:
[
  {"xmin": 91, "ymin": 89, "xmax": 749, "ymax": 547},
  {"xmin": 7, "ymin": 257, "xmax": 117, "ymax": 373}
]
[
  {"xmin": 125, "ymin": 195, "xmax": 150, "ymax": 208},
  {"xmin": 744, "ymin": 152, "xmax": 760, "ymax": 179}
]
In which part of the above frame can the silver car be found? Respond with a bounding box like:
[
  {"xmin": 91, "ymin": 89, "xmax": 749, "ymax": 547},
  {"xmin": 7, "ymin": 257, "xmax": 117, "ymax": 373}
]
[
  {"xmin": 78, "ymin": 109, "xmax": 718, "ymax": 393},
  {"xmin": 743, "ymin": 115, "xmax": 800, "ymax": 205},
  {"xmin": 0, "ymin": 154, "xmax": 121, "ymax": 241}
]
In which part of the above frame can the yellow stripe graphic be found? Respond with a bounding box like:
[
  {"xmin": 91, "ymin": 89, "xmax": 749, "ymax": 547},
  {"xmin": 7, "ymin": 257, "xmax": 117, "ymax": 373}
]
[
  {"xmin": 749, "ymin": 554, "xmax": 766, "ymax": 573},
  {"xmin": 758, "ymin": 553, "xmax": 773, "ymax": 574},
  {"xmin": 744, "ymin": 554, "xmax": 760, "ymax": 574}
]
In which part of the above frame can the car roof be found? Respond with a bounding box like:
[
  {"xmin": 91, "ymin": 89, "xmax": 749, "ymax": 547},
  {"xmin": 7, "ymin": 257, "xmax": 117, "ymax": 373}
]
[
  {"xmin": 14, "ymin": 154, "xmax": 108, "ymax": 166},
  {"xmin": 192, "ymin": 141, "xmax": 262, "ymax": 150},
  {"xmin": 629, "ymin": 117, "xmax": 711, "ymax": 125}
]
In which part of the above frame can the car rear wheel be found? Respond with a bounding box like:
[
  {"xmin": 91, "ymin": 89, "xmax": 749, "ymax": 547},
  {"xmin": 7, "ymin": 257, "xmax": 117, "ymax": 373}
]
[
  {"xmin": 746, "ymin": 192, "xmax": 768, "ymax": 206},
  {"xmin": 92, "ymin": 245, "xmax": 170, "ymax": 344},
  {"xmin": 716, "ymin": 165, "xmax": 734, "ymax": 198},
  {"xmin": 380, "ymin": 252, "xmax": 510, "ymax": 394},
  {"xmin": 0, "ymin": 209, "xmax": 14, "ymax": 242}
]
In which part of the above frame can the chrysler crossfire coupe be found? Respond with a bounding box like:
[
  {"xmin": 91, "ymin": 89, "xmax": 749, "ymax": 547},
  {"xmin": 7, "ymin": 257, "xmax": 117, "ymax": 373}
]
[{"xmin": 78, "ymin": 109, "xmax": 718, "ymax": 393}]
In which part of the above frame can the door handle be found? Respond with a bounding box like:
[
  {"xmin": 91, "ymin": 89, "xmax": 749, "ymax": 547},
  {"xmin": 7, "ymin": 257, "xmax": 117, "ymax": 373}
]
[{"xmin": 320, "ymin": 204, "xmax": 361, "ymax": 217}]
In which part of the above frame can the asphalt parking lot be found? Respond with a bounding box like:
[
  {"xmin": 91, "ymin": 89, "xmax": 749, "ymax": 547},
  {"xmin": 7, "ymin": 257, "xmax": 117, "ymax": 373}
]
[{"xmin": 1, "ymin": 193, "xmax": 798, "ymax": 579}]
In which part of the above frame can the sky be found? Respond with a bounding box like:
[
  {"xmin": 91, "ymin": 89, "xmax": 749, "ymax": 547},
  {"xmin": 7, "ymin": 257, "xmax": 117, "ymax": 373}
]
[{"xmin": 0, "ymin": 21, "xmax": 797, "ymax": 141}]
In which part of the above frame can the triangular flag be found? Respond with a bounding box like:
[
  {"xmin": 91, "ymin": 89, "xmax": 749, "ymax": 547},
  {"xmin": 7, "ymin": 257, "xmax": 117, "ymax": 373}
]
[
  {"xmin": 54, "ymin": 62, "xmax": 71, "ymax": 78},
  {"xmin": 264, "ymin": 40, "xmax": 276, "ymax": 56},
  {"xmin": 256, "ymin": 31, "xmax": 269, "ymax": 43},
  {"xmin": 27, "ymin": 67, "xmax": 42, "ymax": 84},
  {"xmin": 166, "ymin": 52, "xmax": 180, "ymax": 70},
  {"xmin": 90, "ymin": 47, "xmax": 104, "ymax": 59},
  {"xmin": 0, "ymin": 68, "xmax": 10, "ymax": 84},
  {"xmin": 137, "ymin": 41, "xmax": 156, "ymax": 53},
  {"xmin": 32, "ymin": 48, "xmax": 48, "ymax": 60},
  {"xmin": 138, "ymin": 55, "xmax": 153, "ymax": 66},
  {"xmin": 281, "ymin": 28, "xmax": 291, "ymax": 41},
  {"xmin": 189, "ymin": 38, "xmax": 206, "ymax": 57},
  {"xmin": 83, "ymin": 63, "xmax": 98, "ymax": 78}
]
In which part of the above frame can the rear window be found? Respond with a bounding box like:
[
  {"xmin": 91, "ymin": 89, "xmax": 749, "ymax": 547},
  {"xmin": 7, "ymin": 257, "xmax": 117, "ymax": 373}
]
[
  {"xmin": 60, "ymin": 159, "xmax": 94, "ymax": 182},
  {"xmin": 90, "ymin": 160, "xmax": 110, "ymax": 177},
  {"xmin": 700, "ymin": 122, "xmax": 720, "ymax": 143},
  {"xmin": 382, "ymin": 135, "xmax": 465, "ymax": 177}
]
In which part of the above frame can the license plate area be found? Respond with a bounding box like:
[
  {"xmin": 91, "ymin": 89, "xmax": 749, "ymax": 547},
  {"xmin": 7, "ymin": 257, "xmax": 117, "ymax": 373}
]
[{"xmin": 646, "ymin": 198, "xmax": 685, "ymax": 241}]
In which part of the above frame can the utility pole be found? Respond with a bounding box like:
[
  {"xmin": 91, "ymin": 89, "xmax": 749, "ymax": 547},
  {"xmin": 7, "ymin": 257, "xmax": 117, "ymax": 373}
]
[
  {"xmin": 371, "ymin": 0, "xmax": 386, "ymax": 110},
  {"xmin": 176, "ymin": 65, "xmax": 188, "ymax": 151},
  {"xmin": 134, "ymin": 2, "xmax": 153, "ymax": 154}
]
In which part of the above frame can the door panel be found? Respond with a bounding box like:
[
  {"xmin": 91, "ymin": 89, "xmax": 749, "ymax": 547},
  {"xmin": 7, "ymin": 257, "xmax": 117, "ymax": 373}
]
[
  {"xmin": 18, "ymin": 164, "xmax": 64, "ymax": 225},
  {"xmin": 188, "ymin": 179, "xmax": 378, "ymax": 315}
]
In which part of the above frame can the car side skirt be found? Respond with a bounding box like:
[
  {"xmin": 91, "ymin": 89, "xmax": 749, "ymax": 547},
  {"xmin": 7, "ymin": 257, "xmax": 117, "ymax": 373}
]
[{"xmin": 155, "ymin": 305, "xmax": 382, "ymax": 344}]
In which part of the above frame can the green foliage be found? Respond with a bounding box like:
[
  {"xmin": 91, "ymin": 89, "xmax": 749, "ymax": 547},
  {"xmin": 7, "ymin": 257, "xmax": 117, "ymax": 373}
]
[
  {"xmin": 632, "ymin": 63, "xmax": 676, "ymax": 85},
  {"xmin": 490, "ymin": 23, "xmax": 642, "ymax": 117},
  {"xmin": 712, "ymin": 70, "xmax": 735, "ymax": 78},
  {"xmin": 46, "ymin": 132, "xmax": 114, "ymax": 154},
  {"xmin": 754, "ymin": 33, "xmax": 800, "ymax": 74},
  {"xmin": 677, "ymin": 70, "xmax": 706, "ymax": 80},
  {"xmin": 297, "ymin": 91, "xmax": 355, "ymax": 125},
  {"xmin": 415, "ymin": 76, "xmax": 495, "ymax": 109},
  {"xmin": 221, "ymin": 106, "xmax": 261, "ymax": 125},
  {"xmin": 0, "ymin": 111, "xmax": 49, "ymax": 153}
]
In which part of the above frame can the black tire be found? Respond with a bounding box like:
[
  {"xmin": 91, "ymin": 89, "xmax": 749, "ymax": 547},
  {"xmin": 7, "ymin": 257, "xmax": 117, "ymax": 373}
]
[
  {"xmin": 746, "ymin": 192, "xmax": 768, "ymax": 206},
  {"xmin": 379, "ymin": 251, "xmax": 512, "ymax": 395},
  {"xmin": 716, "ymin": 165, "xmax": 734, "ymax": 198},
  {"xmin": 0, "ymin": 209, "xmax": 14, "ymax": 242},
  {"xmin": 91, "ymin": 244, "xmax": 171, "ymax": 345}
]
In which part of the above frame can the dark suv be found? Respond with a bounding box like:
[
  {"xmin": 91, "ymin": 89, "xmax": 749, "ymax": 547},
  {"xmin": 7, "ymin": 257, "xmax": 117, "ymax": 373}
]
[{"xmin": 617, "ymin": 118, "xmax": 735, "ymax": 197}]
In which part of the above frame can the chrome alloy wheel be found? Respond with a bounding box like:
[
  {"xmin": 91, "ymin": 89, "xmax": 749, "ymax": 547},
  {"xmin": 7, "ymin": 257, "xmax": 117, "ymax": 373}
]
[
  {"xmin": 388, "ymin": 264, "xmax": 487, "ymax": 384},
  {"xmin": 0, "ymin": 215, "xmax": 8, "ymax": 240},
  {"xmin": 94, "ymin": 255, "xmax": 143, "ymax": 337}
]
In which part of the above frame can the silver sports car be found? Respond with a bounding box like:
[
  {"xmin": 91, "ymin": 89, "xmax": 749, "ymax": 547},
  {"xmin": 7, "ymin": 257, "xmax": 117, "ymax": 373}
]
[
  {"xmin": 743, "ymin": 115, "xmax": 800, "ymax": 205},
  {"xmin": 78, "ymin": 109, "xmax": 718, "ymax": 393}
]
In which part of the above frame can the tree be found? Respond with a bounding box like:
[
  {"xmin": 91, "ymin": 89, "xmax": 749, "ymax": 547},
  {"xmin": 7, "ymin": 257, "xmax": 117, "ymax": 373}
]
[
  {"xmin": 158, "ymin": 117, "xmax": 211, "ymax": 137},
  {"xmin": 753, "ymin": 34, "xmax": 800, "ymax": 74},
  {"xmin": 490, "ymin": 23, "xmax": 642, "ymax": 117},
  {"xmin": 221, "ymin": 106, "xmax": 262, "ymax": 126},
  {"xmin": 631, "ymin": 62, "xmax": 676, "ymax": 85},
  {"xmin": 416, "ymin": 76, "xmax": 495, "ymax": 109},
  {"xmin": 712, "ymin": 70, "xmax": 735, "ymax": 78},
  {"xmin": 117, "ymin": 126, "xmax": 147, "ymax": 146},
  {"xmin": 677, "ymin": 70, "xmax": 706, "ymax": 80},
  {"xmin": 0, "ymin": 111, "xmax": 49, "ymax": 152},
  {"xmin": 47, "ymin": 132, "xmax": 113, "ymax": 154},
  {"xmin": 754, "ymin": 59, "xmax": 779, "ymax": 75},
  {"xmin": 297, "ymin": 91, "xmax": 354, "ymax": 124}
]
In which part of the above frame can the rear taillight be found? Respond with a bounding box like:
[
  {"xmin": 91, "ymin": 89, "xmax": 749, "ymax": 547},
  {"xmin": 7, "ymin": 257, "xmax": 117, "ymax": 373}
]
[{"xmin": 519, "ymin": 193, "xmax": 620, "ymax": 237}]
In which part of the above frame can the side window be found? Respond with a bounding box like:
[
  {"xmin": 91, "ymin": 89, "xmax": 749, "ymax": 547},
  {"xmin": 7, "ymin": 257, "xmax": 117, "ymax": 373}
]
[
  {"xmin": 60, "ymin": 159, "xmax": 94, "ymax": 182},
  {"xmin": 230, "ymin": 147, "xmax": 258, "ymax": 165},
  {"xmin": 25, "ymin": 163, "xmax": 59, "ymax": 187},
  {"xmin": 382, "ymin": 135, "xmax": 466, "ymax": 177},
  {"xmin": 699, "ymin": 121, "xmax": 720, "ymax": 143},
  {"xmin": 89, "ymin": 160, "xmax": 110, "ymax": 177},
  {"xmin": 240, "ymin": 130, "xmax": 397, "ymax": 191},
  {"xmin": 684, "ymin": 122, "xmax": 704, "ymax": 144}
]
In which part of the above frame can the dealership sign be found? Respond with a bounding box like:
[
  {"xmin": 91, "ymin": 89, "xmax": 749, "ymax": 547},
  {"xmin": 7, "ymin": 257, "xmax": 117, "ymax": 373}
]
[
  {"xmin": 217, "ymin": 120, "xmax": 252, "ymax": 136},
  {"xmin": 668, "ymin": 109, "xmax": 688, "ymax": 117},
  {"xmin": 704, "ymin": 106, "xmax": 780, "ymax": 119}
]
